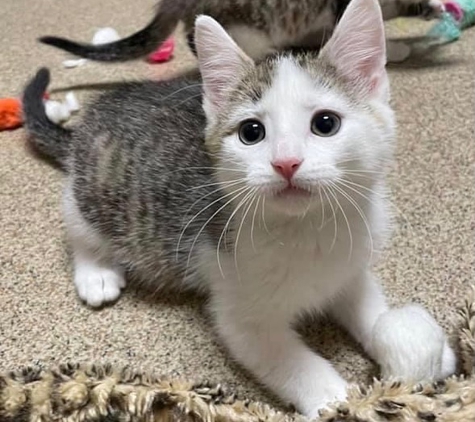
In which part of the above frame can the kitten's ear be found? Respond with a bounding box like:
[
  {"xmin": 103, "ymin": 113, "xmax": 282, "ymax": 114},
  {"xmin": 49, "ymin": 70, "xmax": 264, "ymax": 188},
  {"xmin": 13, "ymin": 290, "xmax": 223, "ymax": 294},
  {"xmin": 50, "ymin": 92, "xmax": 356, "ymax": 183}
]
[
  {"xmin": 194, "ymin": 16, "xmax": 253, "ymax": 112},
  {"xmin": 321, "ymin": 0, "xmax": 388, "ymax": 98}
]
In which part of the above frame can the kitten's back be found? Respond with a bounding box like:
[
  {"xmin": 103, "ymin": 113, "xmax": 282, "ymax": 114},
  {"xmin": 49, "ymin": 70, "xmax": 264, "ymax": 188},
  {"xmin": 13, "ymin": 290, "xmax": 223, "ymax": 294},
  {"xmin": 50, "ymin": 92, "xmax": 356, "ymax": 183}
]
[{"xmin": 23, "ymin": 70, "xmax": 227, "ymax": 291}]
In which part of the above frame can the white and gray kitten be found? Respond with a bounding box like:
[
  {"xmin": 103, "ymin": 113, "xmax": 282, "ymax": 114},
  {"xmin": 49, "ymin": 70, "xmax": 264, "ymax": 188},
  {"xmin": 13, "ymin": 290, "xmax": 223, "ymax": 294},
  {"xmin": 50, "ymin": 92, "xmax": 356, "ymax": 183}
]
[
  {"xmin": 40, "ymin": 0, "xmax": 444, "ymax": 63},
  {"xmin": 24, "ymin": 0, "xmax": 455, "ymax": 416}
]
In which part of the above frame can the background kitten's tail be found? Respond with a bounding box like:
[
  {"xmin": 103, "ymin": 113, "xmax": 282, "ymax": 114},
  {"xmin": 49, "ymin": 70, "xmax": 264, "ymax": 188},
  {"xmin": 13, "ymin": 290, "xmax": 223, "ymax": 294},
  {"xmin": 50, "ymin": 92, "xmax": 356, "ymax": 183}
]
[
  {"xmin": 23, "ymin": 68, "xmax": 72, "ymax": 170},
  {"xmin": 38, "ymin": 0, "xmax": 188, "ymax": 61}
]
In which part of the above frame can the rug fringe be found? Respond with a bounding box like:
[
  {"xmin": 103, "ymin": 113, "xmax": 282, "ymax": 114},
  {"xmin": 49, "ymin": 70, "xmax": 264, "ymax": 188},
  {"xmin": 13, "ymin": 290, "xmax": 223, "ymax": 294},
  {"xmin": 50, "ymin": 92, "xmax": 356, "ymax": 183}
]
[{"xmin": 1, "ymin": 286, "xmax": 474, "ymax": 422}]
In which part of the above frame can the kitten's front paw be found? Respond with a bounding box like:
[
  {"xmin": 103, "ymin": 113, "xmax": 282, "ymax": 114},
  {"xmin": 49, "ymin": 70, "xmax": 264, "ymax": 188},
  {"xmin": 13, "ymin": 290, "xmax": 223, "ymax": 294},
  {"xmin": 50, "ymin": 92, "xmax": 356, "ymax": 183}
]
[
  {"xmin": 371, "ymin": 305, "xmax": 456, "ymax": 382},
  {"xmin": 441, "ymin": 339, "xmax": 457, "ymax": 378},
  {"xmin": 304, "ymin": 379, "xmax": 348, "ymax": 419},
  {"xmin": 74, "ymin": 265, "xmax": 126, "ymax": 307}
]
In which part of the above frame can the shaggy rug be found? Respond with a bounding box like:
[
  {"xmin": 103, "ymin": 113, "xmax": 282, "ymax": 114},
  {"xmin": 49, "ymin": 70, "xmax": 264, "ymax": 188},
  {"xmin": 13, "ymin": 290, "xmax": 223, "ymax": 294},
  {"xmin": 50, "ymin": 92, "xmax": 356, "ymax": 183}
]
[{"xmin": 1, "ymin": 287, "xmax": 473, "ymax": 422}]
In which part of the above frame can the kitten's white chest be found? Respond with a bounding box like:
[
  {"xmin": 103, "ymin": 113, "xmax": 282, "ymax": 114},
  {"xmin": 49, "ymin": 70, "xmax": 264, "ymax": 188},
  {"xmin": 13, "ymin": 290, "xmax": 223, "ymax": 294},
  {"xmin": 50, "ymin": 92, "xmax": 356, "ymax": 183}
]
[{"xmin": 203, "ymin": 210, "xmax": 373, "ymax": 320}]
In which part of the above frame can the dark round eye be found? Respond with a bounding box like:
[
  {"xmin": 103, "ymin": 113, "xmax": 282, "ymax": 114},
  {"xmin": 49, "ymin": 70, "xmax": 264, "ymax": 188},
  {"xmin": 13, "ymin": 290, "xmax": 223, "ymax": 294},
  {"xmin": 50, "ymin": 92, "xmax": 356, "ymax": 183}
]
[
  {"xmin": 238, "ymin": 120, "xmax": 266, "ymax": 145},
  {"xmin": 311, "ymin": 111, "xmax": 341, "ymax": 137}
]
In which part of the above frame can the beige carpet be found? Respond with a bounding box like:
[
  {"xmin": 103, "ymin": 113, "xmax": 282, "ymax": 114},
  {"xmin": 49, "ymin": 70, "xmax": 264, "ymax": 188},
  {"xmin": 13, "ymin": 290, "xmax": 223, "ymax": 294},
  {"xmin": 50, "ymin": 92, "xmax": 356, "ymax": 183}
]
[{"xmin": 1, "ymin": 0, "xmax": 474, "ymax": 412}]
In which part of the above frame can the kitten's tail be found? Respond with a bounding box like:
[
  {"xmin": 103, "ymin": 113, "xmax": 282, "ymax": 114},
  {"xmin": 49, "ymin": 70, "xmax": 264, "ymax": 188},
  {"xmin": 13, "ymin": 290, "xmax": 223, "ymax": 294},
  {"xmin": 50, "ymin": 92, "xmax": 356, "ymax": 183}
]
[
  {"xmin": 22, "ymin": 68, "xmax": 72, "ymax": 170},
  {"xmin": 38, "ymin": 0, "xmax": 190, "ymax": 62}
]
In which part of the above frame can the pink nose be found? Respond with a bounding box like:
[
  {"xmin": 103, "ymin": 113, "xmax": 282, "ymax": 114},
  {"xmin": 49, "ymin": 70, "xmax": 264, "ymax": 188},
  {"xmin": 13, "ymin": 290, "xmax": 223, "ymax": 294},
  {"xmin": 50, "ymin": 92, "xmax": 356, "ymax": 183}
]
[{"xmin": 271, "ymin": 158, "xmax": 302, "ymax": 180}]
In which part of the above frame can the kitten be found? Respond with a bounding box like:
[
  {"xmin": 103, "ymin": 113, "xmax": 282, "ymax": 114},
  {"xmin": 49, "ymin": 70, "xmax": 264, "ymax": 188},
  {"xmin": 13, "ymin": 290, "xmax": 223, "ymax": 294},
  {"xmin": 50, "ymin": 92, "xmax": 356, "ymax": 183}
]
[
  {"xmin": 40, "ymin": 0, "xmax": 444, "ymax": 63},
  {"xmin": 24, "ymin": 0, "xmax": 455, "ymax": 416}
]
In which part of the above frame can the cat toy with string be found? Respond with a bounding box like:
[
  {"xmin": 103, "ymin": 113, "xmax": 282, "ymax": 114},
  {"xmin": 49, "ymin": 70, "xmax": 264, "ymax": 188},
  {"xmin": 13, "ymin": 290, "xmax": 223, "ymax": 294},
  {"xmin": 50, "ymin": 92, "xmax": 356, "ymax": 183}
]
[
  {"xmin": 392, "ymin": 0, "xmax": 474, "ymax": 61},
  {"xmin": 426, "ymin": 0, "xmax": 475, "ymax": 45},
  {"xmin": 0, "ymin": 92, "xmax": 80, "ymax": 131}
]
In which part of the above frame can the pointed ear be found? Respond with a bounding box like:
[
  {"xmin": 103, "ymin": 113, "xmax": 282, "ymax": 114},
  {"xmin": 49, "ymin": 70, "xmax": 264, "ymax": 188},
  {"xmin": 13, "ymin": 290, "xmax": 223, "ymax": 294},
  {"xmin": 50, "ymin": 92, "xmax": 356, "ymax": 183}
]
[
  {"xmin": 320, "ymin": 0, "xmax": 388, "ymax": 98},
  {"xmin": 194, "ymin": 16, "xmax": 253, "ymax": 113}
]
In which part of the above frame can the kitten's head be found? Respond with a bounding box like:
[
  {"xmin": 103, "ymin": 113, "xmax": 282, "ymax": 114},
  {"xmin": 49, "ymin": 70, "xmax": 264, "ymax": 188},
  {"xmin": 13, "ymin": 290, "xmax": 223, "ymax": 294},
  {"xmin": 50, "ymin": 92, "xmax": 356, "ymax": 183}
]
[{"xmin": 195, "ymin": 0, "xmax": 395, "ymax": 217}]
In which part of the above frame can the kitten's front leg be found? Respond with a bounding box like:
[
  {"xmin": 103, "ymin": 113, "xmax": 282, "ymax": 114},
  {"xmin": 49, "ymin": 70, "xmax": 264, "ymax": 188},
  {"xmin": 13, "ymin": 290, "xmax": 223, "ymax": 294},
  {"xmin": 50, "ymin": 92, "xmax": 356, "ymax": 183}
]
[
  {"xmin": 213, "ymin": 301, "xmax": 347, "ymax": 418},
  {"xmin": 329, "ymin": 272, "xmax": 456, "ymax": 382}
]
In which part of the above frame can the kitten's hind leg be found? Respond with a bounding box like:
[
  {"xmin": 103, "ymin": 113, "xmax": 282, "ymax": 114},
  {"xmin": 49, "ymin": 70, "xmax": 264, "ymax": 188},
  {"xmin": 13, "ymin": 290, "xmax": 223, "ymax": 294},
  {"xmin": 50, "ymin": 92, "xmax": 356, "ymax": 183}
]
[{"xmin": 63, "ymin": 185, "xmax": 126, "ymax": 307}]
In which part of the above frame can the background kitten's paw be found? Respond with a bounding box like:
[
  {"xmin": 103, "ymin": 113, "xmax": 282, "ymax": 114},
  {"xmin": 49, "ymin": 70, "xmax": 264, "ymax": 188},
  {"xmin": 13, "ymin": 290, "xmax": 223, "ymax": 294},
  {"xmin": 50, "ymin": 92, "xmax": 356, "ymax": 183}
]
[
  {"xmin": 387, "ymin": 41, "xmax": 412, "ymax": 63},
  {"xmin": 371, "ymin": 305, "xmax": 456, "ymax": 382},
  {"xmin": 423, "ymin": 0, "xmax": 446, "ymax": 19},
  {"xmin": 74, "ymin": 265, "xmax": 126, "ymax": 307}
]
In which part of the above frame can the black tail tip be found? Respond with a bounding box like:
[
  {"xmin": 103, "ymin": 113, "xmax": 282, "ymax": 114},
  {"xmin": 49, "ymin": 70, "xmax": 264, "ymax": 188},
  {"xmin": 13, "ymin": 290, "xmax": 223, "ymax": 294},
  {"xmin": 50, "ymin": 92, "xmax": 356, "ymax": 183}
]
[
  {"xmin": 23, "ymin": 68, "xmax": 51, "ymax": 103},
  {"xmin": 39, "ymin": 36, "xmax": 79, "ymax": 53},
  {"xmin": 35, "ymin": 67, "xmax": 50, "ymax": 86},
  {"xmin": 39, "ymin": 36, "xmax": 61, "ymax": 47},
  {"xmin": 27, "ymin": 67, "xmax": 50, "ymax": 92}
]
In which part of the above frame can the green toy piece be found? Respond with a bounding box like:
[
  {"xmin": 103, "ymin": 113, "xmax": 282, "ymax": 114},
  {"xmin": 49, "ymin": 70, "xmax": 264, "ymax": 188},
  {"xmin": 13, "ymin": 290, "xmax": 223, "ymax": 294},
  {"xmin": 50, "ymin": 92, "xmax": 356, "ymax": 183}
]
[{"xmin": 427, "ymin": 0, "xmax": 475, "ymax": 45}]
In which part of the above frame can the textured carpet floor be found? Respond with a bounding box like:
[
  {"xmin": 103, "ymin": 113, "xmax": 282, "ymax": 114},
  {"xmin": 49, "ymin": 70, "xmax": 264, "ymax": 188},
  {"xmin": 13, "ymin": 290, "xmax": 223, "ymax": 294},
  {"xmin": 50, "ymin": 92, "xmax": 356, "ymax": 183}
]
[{"xmin": 1, "ymin": 0, "xmax": 474, "ymax": 413}]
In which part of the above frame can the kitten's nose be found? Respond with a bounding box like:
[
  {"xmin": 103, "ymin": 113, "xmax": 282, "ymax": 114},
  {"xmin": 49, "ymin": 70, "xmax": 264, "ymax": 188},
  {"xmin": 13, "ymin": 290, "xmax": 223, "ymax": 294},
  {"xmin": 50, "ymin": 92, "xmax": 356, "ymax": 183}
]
[{"xmin": 271, "ymin": 158, "xmax": 303, "ymax": 180}]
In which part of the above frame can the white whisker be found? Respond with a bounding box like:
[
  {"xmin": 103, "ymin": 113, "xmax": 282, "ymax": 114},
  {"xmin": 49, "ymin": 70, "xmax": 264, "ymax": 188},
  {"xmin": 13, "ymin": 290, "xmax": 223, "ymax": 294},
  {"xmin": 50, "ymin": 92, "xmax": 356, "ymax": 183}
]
[
  {"xmin": 328, "ymin": 185, "xmax": 353, "ymax": 262},
  {"xmin": 318, "ymin": 185, "xmax": 325, "ymax": 230},
  {"xmin": 176, "ymin": 184, "xmax": 249, "ymax": 260},
  {"xmin": 184, "ymin": 180, "xmax": 244, "ymax": 221},
  {"xmin": 216, "ymin": 187, "xmax": 255, "ymax": 278},
  {"xmin": 338, "ymin": 178, "xmax": 415, "ymax": 240},
  {"xmin": 322, "ymin": 186, "xmax": 338, "ymax": 252},
  {"xmin": 261, "ymin": 196, "xmax": 271, "ymax": 235},
  {"xmin": 187, "ymin": 178, "xmax": 246, "ymax": 191},
  {"xmin": 158, "ymin": 83, "xmax": 203, "ymax": 103},
  {"xmin": 331, "ymin": 181, "xmax": 374, "ymax": 264},
  {"xmin": 250, "ymin": 195, "xmax": 261, "ymax": 253},
  {"xmin": 186, "ymin": 185, "xmax": 253, "ymax": 272},
  {"xmin": 233, "ymin": 189, "xmax": 258, "ymax": 276},
  {"xmin": 158, "ymin": 166, "xmax": 247, "ymax": 179}
]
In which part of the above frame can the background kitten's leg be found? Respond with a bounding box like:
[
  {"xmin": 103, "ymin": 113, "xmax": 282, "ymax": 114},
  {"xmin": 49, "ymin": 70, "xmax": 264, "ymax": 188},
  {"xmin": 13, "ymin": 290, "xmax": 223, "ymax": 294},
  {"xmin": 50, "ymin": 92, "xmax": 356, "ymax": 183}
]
[
  {"xmin": 213, "ymin": 302, "xmax": 348, "ymax": 418},
  {"xmin": 329, "ymin": 272, "xmax": 456, "ymax": 382},
  {"xmin": 186, "ymin": 31, "xmax": 197, "ymax": 56},
  {"xmin": 225, "ymin": 26, "xmax": 276, "ymax": 60},
  {"xmin": 63, "ymin": 184, "xmax": 126, "ymax": 307},
  {"xmin": 399, "ymin": 0, "xmax": 446, "ymax": 19},
  {"xmin": 386, "ymin": 40, "xmax": 412, "ymax": 63},
  {"xmin": 381, "ymin": 0, "xmax": 445, "ymax": 20}
]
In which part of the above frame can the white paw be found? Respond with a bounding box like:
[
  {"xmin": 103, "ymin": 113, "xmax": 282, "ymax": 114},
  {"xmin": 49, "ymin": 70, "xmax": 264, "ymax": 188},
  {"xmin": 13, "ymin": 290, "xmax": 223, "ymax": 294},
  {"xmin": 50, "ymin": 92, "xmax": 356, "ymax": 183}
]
[
  {"xmin": 305, "ymin": 379, "xmax": 348, "ymax": 419},
  {"xmin": 372, "ymin": 305, "xmax": 456, "ymax": 382},
  {"xmin": 441, "ymin": 340, "xmax": 457, "ymax": 378},
  {"xmin": 74, "ymin": 265, "xmax": 126, "ymax": 307},
  {"xmin": 425, "ymin": 0, "xmax": 446, "ymax": 19}
]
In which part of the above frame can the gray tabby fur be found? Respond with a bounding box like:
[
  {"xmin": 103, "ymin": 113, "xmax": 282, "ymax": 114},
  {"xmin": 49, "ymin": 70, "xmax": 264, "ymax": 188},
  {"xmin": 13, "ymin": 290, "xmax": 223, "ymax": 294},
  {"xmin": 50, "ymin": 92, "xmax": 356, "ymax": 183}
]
[
  {"xmin": 21, "ymin": 48, "xmax": 362, "ymax": 295},
  {"xmin": 24, "ymin": 72, "xmax": 225, "ymax": 292}
]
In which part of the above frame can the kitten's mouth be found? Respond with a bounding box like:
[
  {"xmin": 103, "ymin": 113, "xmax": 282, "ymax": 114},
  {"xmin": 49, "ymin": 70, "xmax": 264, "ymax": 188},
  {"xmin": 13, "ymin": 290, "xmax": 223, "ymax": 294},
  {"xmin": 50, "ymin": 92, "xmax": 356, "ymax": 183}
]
[{"xmin": 276, "ymin": 185, "xmax": 311, "ymax": 198}]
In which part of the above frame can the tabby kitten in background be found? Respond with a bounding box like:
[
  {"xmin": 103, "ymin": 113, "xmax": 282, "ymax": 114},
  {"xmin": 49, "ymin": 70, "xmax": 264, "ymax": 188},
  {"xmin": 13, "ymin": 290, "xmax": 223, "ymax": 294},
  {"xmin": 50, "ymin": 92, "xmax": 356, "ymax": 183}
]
[
  {"xmin": 41, "ymin": 0, "xmax": 445, "ymax": 63},
  {"xmin": 24, "ymin": 0, "xmax": 455, "ymax": 416}
]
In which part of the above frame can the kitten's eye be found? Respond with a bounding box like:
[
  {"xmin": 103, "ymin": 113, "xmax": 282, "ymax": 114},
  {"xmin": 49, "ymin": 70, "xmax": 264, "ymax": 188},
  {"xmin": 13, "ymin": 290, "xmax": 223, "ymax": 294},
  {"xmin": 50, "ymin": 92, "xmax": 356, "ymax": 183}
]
[
  {"xmin": 311, "ymin": 111, "xmax": 341, "ymax": 137},
  {"xmin": 238, "ymin": 120, "xmax": 266, "ymax": 145}
]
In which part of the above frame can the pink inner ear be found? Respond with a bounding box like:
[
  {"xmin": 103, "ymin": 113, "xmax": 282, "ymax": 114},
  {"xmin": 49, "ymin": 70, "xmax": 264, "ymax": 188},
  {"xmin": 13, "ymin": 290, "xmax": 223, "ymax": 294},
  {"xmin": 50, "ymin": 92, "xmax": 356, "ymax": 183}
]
[
  {"xmin": 358, "ymin": 57, "xmax": 385, "ymax": 86},
  {"xmin": 332, "ymin": 50, "xmax": 385, "ymax": 95},
  {"xmin": 195, "ymin": 16, "xmax": 253, "ymax": 112},
  {"xmin": 321, "ymin": 0, "xmax": 386, "ymax": 96}
]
